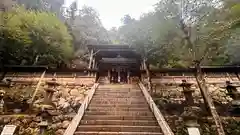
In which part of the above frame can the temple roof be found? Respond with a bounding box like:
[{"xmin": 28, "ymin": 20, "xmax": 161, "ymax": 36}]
[
  {"xmin": 100, "ymin": 57, "xmax": 138, "ymax": 64},
  {"xmin": 87, "ymin": 44, "xmax": 131, "ymax": 50},
  {"xmin": 88, "ymin": 44, "xmax": 141, "ymax": 59}
]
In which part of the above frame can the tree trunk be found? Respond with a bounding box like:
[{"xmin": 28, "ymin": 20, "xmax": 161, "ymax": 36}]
[{"xmin": 194, "ymin": 62, "xmax": 225, "ymax": 135}]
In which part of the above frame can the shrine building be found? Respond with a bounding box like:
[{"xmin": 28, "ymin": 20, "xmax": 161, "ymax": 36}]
[{"xmin": 87, "ymin": 44, "xmax": 143, "ymax": 83}]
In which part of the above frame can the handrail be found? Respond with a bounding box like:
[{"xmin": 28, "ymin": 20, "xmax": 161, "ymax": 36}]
[
  {"xmin": 138, "ymin": 82, "xmax": 174, "ymax": 135},
  {"xmin": 64, "ymin": 83, "xmax": 99, "ymax": 135}
]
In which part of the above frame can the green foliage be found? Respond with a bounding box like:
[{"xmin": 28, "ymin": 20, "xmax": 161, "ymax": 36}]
[
  {"xmin": 113, "ymin": 0, "xmax": 240, "ymax": 68},
  {"xmin": 67, "ymin": 5, "xmax": 110, "ymax": 62},
  {"xmin": 0, "ymin": 6, "xmax": 73, "ymax": 66},
  {"xmin": 224, "ymin": 119, "xmax": 240, "ymax": 135}
]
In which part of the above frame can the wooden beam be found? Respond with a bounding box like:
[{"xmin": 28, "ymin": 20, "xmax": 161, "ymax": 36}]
[
  {"xmin": 195, "ymin": 65, "xmax": 225, "ymax": 135},
  {"xmin": 30, "ymin": 70, "xmax": 46, "ymax": 104}
]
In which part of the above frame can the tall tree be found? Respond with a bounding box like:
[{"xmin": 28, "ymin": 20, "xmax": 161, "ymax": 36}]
[
  {"xmin": 67, "ymin": 5, "xmax": 109, "ymax": 63},
  {"xmin": 121, "ymin": 14, "xmax": 135, "ymax": 25},
  {"xmin": 0, "ymin": 7, "xmax": 73, "ymax": 67}
]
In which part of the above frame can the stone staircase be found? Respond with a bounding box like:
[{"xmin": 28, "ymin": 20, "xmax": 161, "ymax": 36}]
[
  {"xmin": 74, "ymin": 84, "xmax": 163, "ymax": 135},
  {"xmin": 97, "ymin": 77, "xmax": 109, "ymax": 84}
]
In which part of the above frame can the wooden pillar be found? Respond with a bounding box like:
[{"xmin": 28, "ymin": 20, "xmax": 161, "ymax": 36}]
[
  {"xmin": 88, "ymin": 49, "xmax": 93, "ymax": 76},
  {"xmin": 127, "ymin": 71, "xmax": 130, "ymax": 84},
  {"xmin": 118, "ymin": 69, "xmax": 120, "ymax": 83},
  {"xmin": 88, "ymin": 49, "xmax": 93, "ymax": 69},
  {"xmin": 108, "ymin": 70, "xmax": 111, "ymax": 83},
  {"xmin": 91, "ymin": 58, "xmax": 96, "ymax": 76},
  {"xmin": 92, "ymin": 58, "xmax": 96, "ymax": 69}
]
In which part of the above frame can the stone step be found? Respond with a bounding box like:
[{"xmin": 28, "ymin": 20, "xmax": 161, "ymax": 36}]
[
  {"xmin": 77, "ymin": 125, "xmax": 161, "ymax": 132},
  {"xmin": 80, "ymin": 120, "xmax": 158, "ymax": 126},
  {"xmin": 93, "ymin": 92, "xmax": 142, "ymax": 94},
  {"xmin": 88, "ymin": 104, "xmax": 149, "ymax": 108},
  {"xmin": 74, "ymin": 131, "xmax": 163, "ymax": 135},
  {"xmin": 91, "ymin": 98, "xmax": 146, "ymax": 102},
  {"xmin": 96, "ymin": 89, "xmax": 142, "ymax": 93},
  {"xmin": 94, "ymin": 92, "xmax": 143, "ymax": 95},
  {"xmin": 90, "ymin": 100, "xmax": 147, "ymax": 104},
  {"xmin": 93, "ymin": 93, "xmax": 144, "ymax": 96},
  {"xmin": 87, "ymin": 107, "xmax": 150, "ymax": 112},
  {"xmin": 93, "ymin": 95, "xmax": 142, "ymax": 98},
  {"xmin": 84, "ymin": 111, "xmax": 154, "ymax": 116},
  {"xmin": 95, "ymin": 89, "xmax": 139, "ymax": 91},
  {"xmin": 82, "ymin": 115, "xmax": 156, "ymax": 120}
]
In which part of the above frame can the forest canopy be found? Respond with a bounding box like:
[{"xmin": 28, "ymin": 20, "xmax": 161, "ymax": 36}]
[
  {"xmin": 0, "ymin": 7, "xmax": 73, "ymax": 66},
  {"xmin": 110, "ymin": 0, "xmax": 240, "ymax": 68},
  {"xmin": 0, "ymin": 0, "xmax": 240, "ymax": 68}
]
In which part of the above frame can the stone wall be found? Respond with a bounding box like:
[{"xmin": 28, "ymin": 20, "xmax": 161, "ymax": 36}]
[
  {"xmin": 0, "ymin": 76, "xmax": 95, "ymax": 135},
  {"xmin": 0, "ymin": 115, "xmax": 73, "ymax": 135},
  {"xmin": 142, "ymin": 76, "xmax": 236, "ymax": 116}
]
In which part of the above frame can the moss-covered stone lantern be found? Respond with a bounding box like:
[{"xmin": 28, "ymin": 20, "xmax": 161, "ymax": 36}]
[{"xmin": 225, "ymin": 81, "xmax": 240, "ymax": 115}]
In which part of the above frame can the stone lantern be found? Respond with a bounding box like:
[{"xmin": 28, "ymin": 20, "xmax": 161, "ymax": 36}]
[
  {"xmin": 44, "ymin": 79, "xmax": 59, "ymax": 106},
  {"xmin": 37, "ymin": 105, "xmax": 54, "ymax": 135},
  {"xmin": 46, "ymin": 78, "xmax": 59, "ymax": 89},
  {"xmin": 225, "ymin": 81, "xmax": 240, "ymax": 115},
  {"xmin": 37, "ymin": 79, "xmax": 59, "ymax": 134},
  {"xmin": 0, "ymin": 90, "xmax": 5, "ymax": 114},
  {"xmin": 44, "ymin": 88, "xmax": 56, "ymax": 106},
  {"xmin": 180, "ymin": 80, "xmax": 195, "ymax": 106},
  {"xmin": 181, "ymin": 106, "xmax": 201, "ymax": 135},
  {"xmin": 180, "ymin": 80, "xmax": 201, "ymax": 135},
  {"xmin": 181, "ymin": 106, "xmax": 201, "ymax": 127}
]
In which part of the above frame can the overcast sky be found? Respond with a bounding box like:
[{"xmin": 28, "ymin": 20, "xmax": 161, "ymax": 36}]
[{"xmin": 65, "ymin": 0, "xmax": 159, "ymax": 29}]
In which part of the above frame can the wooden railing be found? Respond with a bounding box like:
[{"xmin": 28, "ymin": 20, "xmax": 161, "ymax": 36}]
[
  {"xmin": 63, "ymin": 83, "xmax": 99, "ymax": 135},
  {"xmin": 138, "ymin": 82, "xmax": 174, "ymax": 135}
]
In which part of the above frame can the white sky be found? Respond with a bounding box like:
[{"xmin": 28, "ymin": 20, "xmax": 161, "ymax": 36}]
[{"xmin": 65, "ymin": 0, "xmax": 159, "ymax": 30}]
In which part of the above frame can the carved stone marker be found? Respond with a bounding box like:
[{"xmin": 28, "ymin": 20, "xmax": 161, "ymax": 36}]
[
  {"xmin": 187, "ymin": 127, "xmax": 201, "ymax": 135},
  {"xmin": 1, "ymin": 125, "xmax": 16, "ymax": 135}
]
